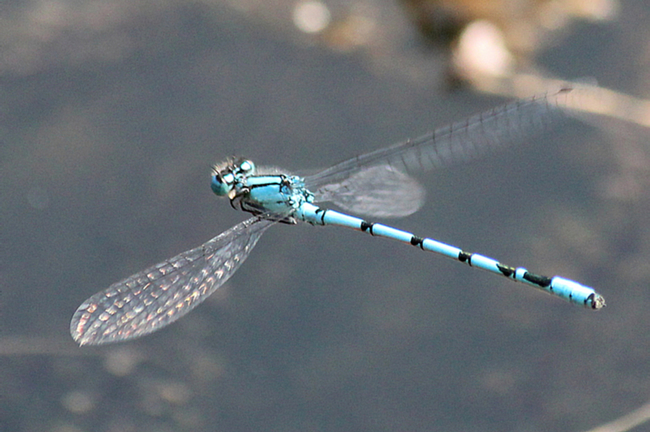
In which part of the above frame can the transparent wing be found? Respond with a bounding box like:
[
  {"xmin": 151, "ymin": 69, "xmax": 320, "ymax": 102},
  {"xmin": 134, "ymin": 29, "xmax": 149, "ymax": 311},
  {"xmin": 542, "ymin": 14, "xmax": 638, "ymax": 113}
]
[
  {"xmin": 312, "ymin": 164, "xmax": 426, "ymax": 218},
  {"xmin": 305, "ymin": 87, "xmax": 584, "ymax": 214},
  {"xmin": 70, "ymin": 217, "xmax": 273, "ymax": 346}
]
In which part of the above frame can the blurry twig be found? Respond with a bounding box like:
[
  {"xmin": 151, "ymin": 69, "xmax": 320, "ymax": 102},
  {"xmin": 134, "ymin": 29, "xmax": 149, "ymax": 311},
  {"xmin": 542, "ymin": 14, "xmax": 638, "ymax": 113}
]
[
  {"xmin": 470, "ymin": 73, "xmax": 650, "ymax": 130},
  {"xmin": 584, "ymin": 400, "xmax": 650, "ymax": 432}
]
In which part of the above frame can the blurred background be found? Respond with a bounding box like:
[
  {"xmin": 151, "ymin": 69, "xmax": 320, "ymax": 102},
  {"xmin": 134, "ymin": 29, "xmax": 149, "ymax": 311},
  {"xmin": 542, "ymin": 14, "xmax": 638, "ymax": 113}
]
[{"xmin": 2, "ymin": 0, "xmax": 650, "ymax": 431}]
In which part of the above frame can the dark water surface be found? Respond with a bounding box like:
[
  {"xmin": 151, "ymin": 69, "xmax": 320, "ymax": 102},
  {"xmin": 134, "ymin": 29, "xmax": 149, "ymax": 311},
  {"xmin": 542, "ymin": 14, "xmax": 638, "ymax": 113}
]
[{"xmin": 2, "ymin": 1, "xmax": 650, "ymax": 431}]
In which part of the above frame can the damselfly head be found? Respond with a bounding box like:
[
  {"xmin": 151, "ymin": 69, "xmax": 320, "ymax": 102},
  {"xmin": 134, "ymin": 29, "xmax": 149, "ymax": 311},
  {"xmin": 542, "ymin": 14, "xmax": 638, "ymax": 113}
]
[{"xmin": 211, "ymin": 157, "xmax": 256, "ymax": 197}]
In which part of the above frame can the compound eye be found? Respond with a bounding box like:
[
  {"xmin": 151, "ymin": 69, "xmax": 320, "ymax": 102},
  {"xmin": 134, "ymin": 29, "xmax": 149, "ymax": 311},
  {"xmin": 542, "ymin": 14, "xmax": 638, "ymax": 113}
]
[
  {"xmin": 211, "ymin": 172, "xmax": 235, "ymax": 196},
  {"xmin": 239, "ymin": 160, "xmax": 255, "ymax": 175}
]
